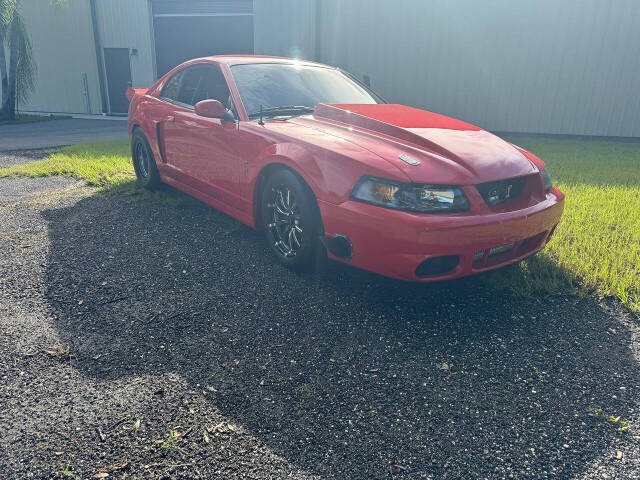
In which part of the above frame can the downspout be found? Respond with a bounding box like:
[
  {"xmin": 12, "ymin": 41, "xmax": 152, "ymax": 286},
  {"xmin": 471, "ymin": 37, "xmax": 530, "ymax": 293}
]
[
  {"xmin": 147, "ymin": 0, "xmax": 158, "ymax": 80},
  {"xmin": 89, "ymin": 0, "xmax": 107, "ymax": 113},
  {"xmin": 0, "ymin": 30, "xmax": 8, "ymax": 113}
]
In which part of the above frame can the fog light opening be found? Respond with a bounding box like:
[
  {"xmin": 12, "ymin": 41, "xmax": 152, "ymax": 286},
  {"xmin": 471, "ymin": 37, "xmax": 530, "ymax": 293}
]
[
  {"xmin": 323, "ymin": 234, "xmax": 353, "ymax": 260},
  {"xmin": 416, "ymin": 255, "xmax": 460, "ymax": 277}
]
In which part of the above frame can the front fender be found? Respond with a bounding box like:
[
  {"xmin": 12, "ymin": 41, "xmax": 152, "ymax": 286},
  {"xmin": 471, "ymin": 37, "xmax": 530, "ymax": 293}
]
[
  {"xmin": 251, "ymin": 142, "xmax": 326, "ymax": 201},
  {"xmin": 511, "ymin": 143, "xmax": 546, "ymax": 171}
]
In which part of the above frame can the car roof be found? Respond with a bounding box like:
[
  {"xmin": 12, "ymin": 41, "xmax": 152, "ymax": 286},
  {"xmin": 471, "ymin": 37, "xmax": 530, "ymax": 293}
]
[{"xmin": 199, "ymin": 55, "xmax": 331, "ymax": 68}]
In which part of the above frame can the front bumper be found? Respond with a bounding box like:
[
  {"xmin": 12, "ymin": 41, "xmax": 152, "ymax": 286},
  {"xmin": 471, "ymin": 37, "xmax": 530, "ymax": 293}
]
[{"xmin": 318, "ymin": 187, "xmax": 564, "ymax": 281}]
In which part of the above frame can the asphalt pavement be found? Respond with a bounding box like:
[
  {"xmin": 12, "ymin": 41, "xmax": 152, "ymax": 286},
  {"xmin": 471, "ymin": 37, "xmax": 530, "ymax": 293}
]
[{"xmin": 0, "ymin": 118, "xmax": 128, "ymax": 151}]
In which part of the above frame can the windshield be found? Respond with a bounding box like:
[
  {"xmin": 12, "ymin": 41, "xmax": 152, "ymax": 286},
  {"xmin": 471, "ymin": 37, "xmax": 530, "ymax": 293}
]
[{"xmin": 230, "ymin": 63, "xmax": 381, "ymax": 119}]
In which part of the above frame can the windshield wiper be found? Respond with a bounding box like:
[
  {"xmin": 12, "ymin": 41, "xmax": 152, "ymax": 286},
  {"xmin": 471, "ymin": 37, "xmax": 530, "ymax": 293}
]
[{"xmin": 249, "ymin": 105, "xmax": 315, "ymax": 120}]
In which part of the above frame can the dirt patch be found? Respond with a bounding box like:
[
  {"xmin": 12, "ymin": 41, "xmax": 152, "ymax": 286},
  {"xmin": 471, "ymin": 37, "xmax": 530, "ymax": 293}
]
[{"xmin": 0, "ymin": 148, "xmax": 60, "ymax": 168}]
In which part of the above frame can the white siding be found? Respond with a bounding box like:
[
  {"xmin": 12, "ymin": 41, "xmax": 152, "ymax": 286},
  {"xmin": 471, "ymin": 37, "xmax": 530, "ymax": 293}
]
[
  {"xmin": 254, "ymin": 0, "xmax": 316, "ymax": 60},
  {"xmin": 14, "ymin": 0, "xmax": 155, "ymax": 114},
  {"xmin": 94, "ymin": 0, "xmax": 156, "ymax": 88},
  {"xmin": 15, "ymin": 0, "xmax": 640, "ymax": 135},
  {"xmin": 255, "ymin": 0, "xmax": 640, "ymax": 137},
  {"xmin": 18, "ymin": 0, "xmax": 102, "ymax": 114}
]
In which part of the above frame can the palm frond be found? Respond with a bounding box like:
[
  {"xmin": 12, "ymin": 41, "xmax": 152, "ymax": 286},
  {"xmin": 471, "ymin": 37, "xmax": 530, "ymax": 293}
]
[
  {"xmin": 0, "ymin": 0, "xmax": 19, "ymax": 28},
  {"xmin": 7, "ymin": 7, "xmax": 35, "ymax": 103}
]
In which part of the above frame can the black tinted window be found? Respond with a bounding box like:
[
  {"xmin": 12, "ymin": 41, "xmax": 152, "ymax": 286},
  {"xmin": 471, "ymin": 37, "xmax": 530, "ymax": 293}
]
[
  {"xmin": 160, "ymin": 70, "xmax": 184, "ymax": 101},
  {"xmin": 160, "ymin": 65, "xmax": 231, "ymax": 108},
  {"xmin": 176, "ymin": 68, "xmax": 201, "ymax": 105},
  {"xmin": 192, "ymin": 67, "xmax": 230, "ymax": 106},
  {"xmin": 169, "ymin": 65, "xmax": 231, "ymax": 108}
]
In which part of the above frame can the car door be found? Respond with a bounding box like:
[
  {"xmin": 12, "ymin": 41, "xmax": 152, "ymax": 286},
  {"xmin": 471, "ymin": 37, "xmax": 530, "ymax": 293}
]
[{"xmin": 160, "ymin": 64, "xmax": 245, "ymax": 212}]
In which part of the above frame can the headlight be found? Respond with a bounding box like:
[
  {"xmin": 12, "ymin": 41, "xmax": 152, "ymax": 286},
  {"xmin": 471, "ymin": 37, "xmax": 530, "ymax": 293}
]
[
  {"xmin": 351, "ymin": 176, "xmax": 469, "ymax": 213},
  {"xmin": 541, "ymin": 168, "xmax": 552, "ymax": 192}
]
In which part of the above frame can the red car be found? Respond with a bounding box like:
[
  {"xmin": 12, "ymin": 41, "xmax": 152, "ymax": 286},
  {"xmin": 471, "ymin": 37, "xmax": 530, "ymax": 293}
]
[{"xmin": 127, "ymin": 55, "xmax": 564, "ymax": 281}]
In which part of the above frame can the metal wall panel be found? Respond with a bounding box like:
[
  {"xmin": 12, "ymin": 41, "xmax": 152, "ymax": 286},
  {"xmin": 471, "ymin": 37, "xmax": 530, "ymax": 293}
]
[
  {"xmin": 153, "ymin": 0, "xmax": 253, "ymax": 16},
  {"xmin": 94, "ymin": 0, "xmax": 156, "ymax": 88},
  {"xmin": 255, "ymin": 0, "xmax": 640, "ymax": 137},
  {"xmin": 254, "ymin": 0, "xmax": 316, "ymax": 60},
  {"xmin": 17, "ymin": 0, "xmax": 102, "ymax": 114}
]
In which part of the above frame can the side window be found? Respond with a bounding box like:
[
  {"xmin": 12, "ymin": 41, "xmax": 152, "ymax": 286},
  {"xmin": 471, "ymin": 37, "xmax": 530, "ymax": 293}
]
[
  {"xmin": 160, "ymin": 64, "xmax": 234, "ymax": 112},
  {"xmin": 191, "ymin": 66, "xmax": 231, "ymax": 108},
  {"xmin": 175, "ymin": 68, "xmax": 202, "ymax": 106},
  {"xmin": 160, "ymin": 70, "xmax": 185, "ymax": 102}
]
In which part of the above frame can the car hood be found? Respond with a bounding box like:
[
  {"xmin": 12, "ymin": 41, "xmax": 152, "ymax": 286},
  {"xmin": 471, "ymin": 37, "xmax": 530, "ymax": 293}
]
[{"xmin": 289, "ymin": 103, "xmax": 538, "ymax": 184}]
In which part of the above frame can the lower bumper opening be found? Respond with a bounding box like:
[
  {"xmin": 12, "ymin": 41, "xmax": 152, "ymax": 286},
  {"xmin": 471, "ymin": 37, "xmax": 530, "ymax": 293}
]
[
  {"xmin": 416, "ymin": 255, "xmax": 460, "ymax": 278},
  {"xmin": 472, "ymin": 231, "xmax": 548, "ymax": 270}
]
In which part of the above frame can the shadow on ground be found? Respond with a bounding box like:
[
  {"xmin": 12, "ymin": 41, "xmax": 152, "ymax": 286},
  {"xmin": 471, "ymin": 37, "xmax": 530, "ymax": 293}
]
[{"xmin": 42, "ymin": 192, "xmax": 639, "ymax": 479}]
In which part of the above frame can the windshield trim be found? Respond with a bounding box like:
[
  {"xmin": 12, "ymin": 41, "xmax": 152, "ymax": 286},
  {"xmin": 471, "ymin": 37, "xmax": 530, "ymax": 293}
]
[{"xmin": 229, "ymin": 61, "xmax": 336, "ymax": 70}]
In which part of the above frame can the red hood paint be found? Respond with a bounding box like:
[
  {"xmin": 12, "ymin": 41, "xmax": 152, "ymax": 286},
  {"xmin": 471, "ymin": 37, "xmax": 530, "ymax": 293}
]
[{"xmin": 289, "ymin": 103, "xmax": 539, "ymax": 184}]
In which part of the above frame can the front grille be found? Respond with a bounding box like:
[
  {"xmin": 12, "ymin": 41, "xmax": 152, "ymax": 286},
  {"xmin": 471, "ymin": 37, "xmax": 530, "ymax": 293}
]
[{"xmin": 476, "ymin": 176, "xmax": 527, "ymax": 206}]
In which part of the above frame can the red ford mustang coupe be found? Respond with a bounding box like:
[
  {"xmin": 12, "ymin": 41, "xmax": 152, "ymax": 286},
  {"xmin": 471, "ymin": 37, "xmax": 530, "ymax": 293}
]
[{"xmin": 127, "ymin": 55, "xmax": 564, "ymax": 281}]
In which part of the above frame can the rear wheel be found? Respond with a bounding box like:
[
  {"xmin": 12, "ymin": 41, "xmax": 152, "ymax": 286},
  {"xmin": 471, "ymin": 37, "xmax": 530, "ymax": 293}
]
[
  {"xmin": 261, "ymin": 169, "xmax": 323, "ymax": 272},
  {"xmin": 132, "ymin": 129, "xmax": 162, "ymax": 190}
]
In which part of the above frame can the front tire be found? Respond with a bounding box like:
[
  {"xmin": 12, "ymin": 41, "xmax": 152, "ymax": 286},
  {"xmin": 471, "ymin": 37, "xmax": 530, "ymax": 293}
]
[
  {"xmin": 260, "ymin": 169, "xmax": 323, "ymax": 272},
  {"xmin": 132, "ymin": 129, "xmax": 162, "ymax": 190}
]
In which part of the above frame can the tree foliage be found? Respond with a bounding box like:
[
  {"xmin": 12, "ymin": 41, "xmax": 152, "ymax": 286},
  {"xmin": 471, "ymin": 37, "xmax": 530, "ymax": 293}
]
[
  {"xmin": 8, "ymin": 6, "xmax": 34, "ymax": 103},
  {"xmin": 0, "ymin": 0, "xmax": 36, "ymax": 120}
]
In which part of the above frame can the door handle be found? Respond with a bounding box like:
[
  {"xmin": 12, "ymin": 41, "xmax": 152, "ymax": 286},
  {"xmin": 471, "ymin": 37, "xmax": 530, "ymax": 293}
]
[{"xmin": 165, "ymin": 115, "xmax": 175, "ymax": 122}]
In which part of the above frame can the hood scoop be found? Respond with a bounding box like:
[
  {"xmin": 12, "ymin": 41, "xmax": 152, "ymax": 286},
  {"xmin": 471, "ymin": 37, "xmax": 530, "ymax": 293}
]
[
  {"xmin": 315, "ymin": 103, "xmax": 481, "ymax": 131},
  {"xmin": 313, "ymin": 103, "xmax": 484, "ymax": 161},
  {"xmin": 312, "ymin": 103, "xmax": 536, "ymax": 182}
]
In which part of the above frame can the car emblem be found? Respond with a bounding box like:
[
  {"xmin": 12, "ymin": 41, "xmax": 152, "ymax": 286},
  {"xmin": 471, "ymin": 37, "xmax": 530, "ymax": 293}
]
[{"xmin": 398, "ymin": 153, "xmax": 420, "ymax": 166}]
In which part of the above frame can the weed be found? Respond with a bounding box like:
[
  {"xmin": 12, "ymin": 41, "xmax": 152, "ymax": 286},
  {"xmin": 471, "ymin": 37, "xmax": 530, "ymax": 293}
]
[{"xmin": 589, "ymin": 407, "xmax": 630, "ymax": 432}]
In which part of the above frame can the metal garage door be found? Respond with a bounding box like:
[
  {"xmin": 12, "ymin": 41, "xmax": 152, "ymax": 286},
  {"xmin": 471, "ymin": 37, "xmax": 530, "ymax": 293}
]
[
  {"xmin": 152, "ymin": 0, "xmax": 254, "ymax": 76},
  {"xmin": 153, "ymin": 0, "xmax": 253, "ymax": 16}
]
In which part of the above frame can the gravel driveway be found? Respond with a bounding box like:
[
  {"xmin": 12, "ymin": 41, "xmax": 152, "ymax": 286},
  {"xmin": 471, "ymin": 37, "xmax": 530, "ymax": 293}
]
[
  {"xmin": 1, "ymin": 153, "xmax": 639, "ymax": 479},
  {"xmin": 0, "ymin": 149, "xmax": 57, "ymax": 168}
]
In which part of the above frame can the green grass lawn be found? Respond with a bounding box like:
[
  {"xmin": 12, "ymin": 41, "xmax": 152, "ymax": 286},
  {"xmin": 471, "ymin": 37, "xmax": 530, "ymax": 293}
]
[
  {"xmin": 498, "ymin": 134, "xmax": 640, "ymax": 311},
  {"xmin": 0, "ymin": 140, "xmax": 134, "ymax": 189},
  {"xmin": 0, "ymin": 135, "xmax": 638, "ymax": 311},
  {"xmin": 0, "ymin": 113, "xmax": 71, "ymax": 126}
]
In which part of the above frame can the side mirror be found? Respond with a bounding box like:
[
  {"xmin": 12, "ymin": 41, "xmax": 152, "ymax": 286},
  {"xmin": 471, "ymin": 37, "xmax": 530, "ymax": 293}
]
[{"xmin": 195, "ymin": 99, "xmax": 228, "ymax": 119}]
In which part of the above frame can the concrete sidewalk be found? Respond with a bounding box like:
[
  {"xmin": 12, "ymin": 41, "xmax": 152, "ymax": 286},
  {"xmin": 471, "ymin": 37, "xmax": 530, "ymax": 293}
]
[{"xmin": 0, "ymin": 118, "xmax": 128, "ymax": 151}]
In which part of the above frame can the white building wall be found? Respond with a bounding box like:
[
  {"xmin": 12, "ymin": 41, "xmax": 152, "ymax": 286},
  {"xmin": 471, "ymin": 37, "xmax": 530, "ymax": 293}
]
[
  {"xmin": 94, "ymin": 0, "xmax": 156, "ymax": 88},
  {"xmin": 254, "ymin": 0, "xmax": 316, "ymax": 61},
  {"xmin": 14, "ymin": 0, "xmax": 155, "ymax": 114},
  {"xmin": 18, "ymin": 0, "xmax": 102, "ymax": 114},
  {"xmin": 256, "ymin": 0, "xmax": 640, "ymax": 137},
  {"xmin": 14, "ymin": 0, "xmax": 640, "ymax": 135}
]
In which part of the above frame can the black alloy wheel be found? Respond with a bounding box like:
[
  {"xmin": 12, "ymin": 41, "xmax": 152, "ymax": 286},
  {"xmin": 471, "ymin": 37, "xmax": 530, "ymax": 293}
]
[
  {"xmin": 261, "ymin": 169, "xmax": 324, "ymax": 271},
  {"xmin": 131, "ymin": 129, "xmax": 162, "ymax": 190}
]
